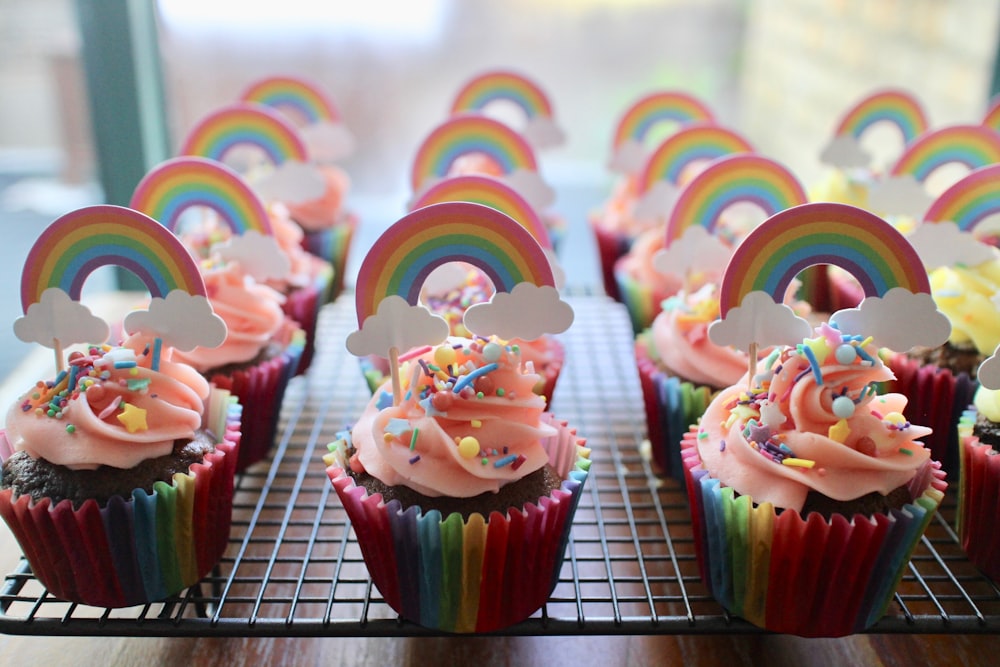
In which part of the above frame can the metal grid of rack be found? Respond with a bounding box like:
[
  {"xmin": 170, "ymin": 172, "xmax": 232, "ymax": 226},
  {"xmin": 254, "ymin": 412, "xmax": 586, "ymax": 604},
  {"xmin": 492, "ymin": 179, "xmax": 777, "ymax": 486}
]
[{"xmin": 1, "ymin": 295, "xmax": 999, "ymax": 636}]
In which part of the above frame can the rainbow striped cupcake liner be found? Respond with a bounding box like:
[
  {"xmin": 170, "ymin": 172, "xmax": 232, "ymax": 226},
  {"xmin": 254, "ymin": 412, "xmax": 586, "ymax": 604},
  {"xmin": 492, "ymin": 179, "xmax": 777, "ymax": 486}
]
[
  {"xmin": 614, "ymin": 265, "xmax": 667, "ymax": 335},
  {"xmin": 681, "ymin": 428, "xmax": 946, "ymax": 637},
  {"xmin": 957, "ymin": 410, "xmax": 1000, "ymax": 582},
  {"xmin": 887, "ymin": 352, "xmax": 977, "ymax": 477},
  {"xmin": 325, "ymin": 414, "xmax": 590, "ymax": 633},
  {"xmin": 208, "ymin": 321, "xmax": 304, "ymax": 471},
  {"xmin": 0, "ymin": 390, "xmax": 241, "ymax": 608},
  {"xmin": 301, "ymin": 211, "xmax": 357, "ymax": 301},
  {"xmin": 635, "ymin": 335, "xmax": 713, "ymax": 479}
]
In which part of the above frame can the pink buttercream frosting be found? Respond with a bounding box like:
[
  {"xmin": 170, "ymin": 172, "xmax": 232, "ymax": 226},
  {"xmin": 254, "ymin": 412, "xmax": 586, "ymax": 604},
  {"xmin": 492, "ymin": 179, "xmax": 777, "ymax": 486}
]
[
  {"xmin": 172, "ymin": 262, "xmax": 287, "ymax": 372},
  {"xmin": 285, "ymin": 164, "xmax": 351, "ymax": 232},
  {"xmin": 695, "ymin": 324, "xmax": 933, "ymax": 512},
  {"xmin": 347, "ymin": 337, "xmax": 556, "ymax": 497},
  {"xmin": 4, "ymin": 334, "xmax": 211, "ymax": 470},
  {"xmin": 650, "ymin": 286, "xmax": 749, "ymax": 388},
  {"xmin": 265, "ymin": 203, "xmax": 334, "ymax": 290}
]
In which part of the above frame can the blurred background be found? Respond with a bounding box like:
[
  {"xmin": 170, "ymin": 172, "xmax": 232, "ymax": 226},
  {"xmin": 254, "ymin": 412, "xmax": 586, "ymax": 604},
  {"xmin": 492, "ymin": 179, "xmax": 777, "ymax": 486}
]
[{"xmin": 1, "ymin": 0, "xmax": 998, "ymax": 380}]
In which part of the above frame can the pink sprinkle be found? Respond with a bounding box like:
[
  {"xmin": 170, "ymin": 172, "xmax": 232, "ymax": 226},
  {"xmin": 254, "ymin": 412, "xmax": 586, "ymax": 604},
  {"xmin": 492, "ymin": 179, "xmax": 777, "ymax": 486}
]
[
  {"xmin": 399, "ymin": 346, "xmax": 433, "ymax": 362},
  {"xmin": 98, "ymin": 395, "xmax": 122, "ymax": 420},
  {"xmin": 870, "ymin": 410, "xmax": 883, "ymax": 419}
]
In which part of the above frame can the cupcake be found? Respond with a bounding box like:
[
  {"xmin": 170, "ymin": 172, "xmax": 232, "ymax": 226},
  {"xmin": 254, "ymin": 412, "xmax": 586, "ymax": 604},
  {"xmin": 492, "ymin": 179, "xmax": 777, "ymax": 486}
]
[
  {"xmin": 0, "ymin": 335, "xmax": 241, "ymax": 608},
  {"xmin": 171, "ymin": 261, "xmax": 304, "ymax": 471},
  {"xmin": 326, "ymin": 337, "xmax": 588, "ymax": 632},
  {"xmin": 957, "ymin": 386, "xmax": 1000, "ymax": 582},
  {"xmin": 682, "ymin": 324, "xmax": 946, "ymax": 637}
]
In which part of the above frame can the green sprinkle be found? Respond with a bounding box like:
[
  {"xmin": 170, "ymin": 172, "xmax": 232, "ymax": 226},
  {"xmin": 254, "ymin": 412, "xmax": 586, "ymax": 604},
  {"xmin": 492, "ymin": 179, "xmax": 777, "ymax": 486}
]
[
  {"xmin": 476, "ymin": 391, "xmax": 484, "ymax": 399},
  {"xmin": 698, "ymin": 431, "xmax": 708, "ymax": 439},
  {"xmin": 496, "ymin": 388, "xmax": 505, "ymax": 397},
  {"xmin": 65, "ymin": 424, "xmax": 76, "ymax": 434},
  {"xmin": 410, "ymin": 428, "xmax": 419, "ymax": 451},
  {"xmin": 481, "ymin": 457, "xmax": 489, "ymax": 465},
  {"xmin": 898, "ymin": 447, "xmax": 913, "ymax": 456}
]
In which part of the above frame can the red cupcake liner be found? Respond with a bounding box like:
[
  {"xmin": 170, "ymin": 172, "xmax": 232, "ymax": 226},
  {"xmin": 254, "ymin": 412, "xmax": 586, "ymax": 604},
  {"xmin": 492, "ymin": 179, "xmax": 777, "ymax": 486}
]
[
  {"xmin": 589, "ymin": 219, "xmax": 632, "ymax": 302},
  {"xmin": 0, "ymin": 394, "xmax": 241, "ymax": 608},
  {"xmin": 324, "ymin": 415, "xmax": 590, "ymax": 633},
  {"xmin": 281, "ymin": 260, "xmax": 334, "ymax": 375},
  {"xmin": 957, "ymin": 416, "xmax": 1000, "ymax": 582}
]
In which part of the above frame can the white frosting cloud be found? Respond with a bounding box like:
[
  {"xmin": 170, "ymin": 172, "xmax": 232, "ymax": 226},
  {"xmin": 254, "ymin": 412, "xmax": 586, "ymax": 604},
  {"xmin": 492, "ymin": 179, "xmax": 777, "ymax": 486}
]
[
  {"xmin": 504, "ymin": 168, "xmax": 556, "ymax": 211},
  {"xmin": 906, "ymin": 222, "xmax": 997, "ymax": 270},
  {"xmin": 652, "ymin": 225, "xmax": 730, "ymax": 278},
  {"xmin": 214, "ymin": 230, "xmax": 292, "ymax": 282},
  {"xmin": 978, "ymin": 347, "xmax": 1000, "ymax": 390},
  {"xmin": 829, "ymin": 288, "xmax": 951, "ymax": 351},
  {"xmin": 608, "ymin": 138, "xmax": 645, "ymax": 174},
  {"xmin": 124, "ymin": 291, "xmax": 227, "ymax": 351},
  {"xmin": 708, "ymin": 291, "xmax": 812, "ymax": 349},
  {"xmin": 867, "ymin": 174, "xmax": 934, "ymax": 219},
  {"xmin": 522, "ymin": 116, "xmax": 566, "ymax": 149},
  {"xmin": 633, "ymin": 181, "xmax": 680, "ymax": 221},
  {"xmin": 463, "ymin": 283, "xmax": 573, "ymax": 340},
  {"xmin": 300, "ymin": 121, "xmax": 355, "ymax": 163},
  {"xmin": 346, "ymin": 295, "xmax": 450, "ymax": 357},
  {"xmin": 819, "ymin": 135, "xmax": 872, "ymax": 169},
  {"xmin": 253, "ymin": 160, "xmax": 327, "ymax": 204},
  {"xmin": 14, "ymin": 288, "xmax": 110, "ymax": 347}
]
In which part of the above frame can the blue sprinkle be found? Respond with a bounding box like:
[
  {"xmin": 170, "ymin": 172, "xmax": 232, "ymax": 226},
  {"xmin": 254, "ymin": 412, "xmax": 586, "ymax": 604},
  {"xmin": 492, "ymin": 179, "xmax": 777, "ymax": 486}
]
[
  {"xmin": 801, "ymin": 345, "xmax": 823, "ymax": 385},
  {"xmin": 493, "ymin": 454, "xmax": 518, "ymax": 468},
  {"xmin": 114, "ymin": 361, "xmax": 137, "ymax": 369},
  {"xmin": 452, "ymin": 362, "xmax": 499, "ymax": 393},
  {"xmin": 720, "ymin": 439, "xmax": 726, "ymax": 452},
  {"xmin": 376, "ymin": 391, "xmax": 393, "ymax": 410},
  {"xmin": 409, "ymin": 455, "xmax": 421, "ymax": 464}
]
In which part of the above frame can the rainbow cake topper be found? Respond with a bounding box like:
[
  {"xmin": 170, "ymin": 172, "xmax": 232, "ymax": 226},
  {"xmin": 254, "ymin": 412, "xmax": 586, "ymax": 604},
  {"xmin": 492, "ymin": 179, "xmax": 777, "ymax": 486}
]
[
  {"xmin": 608, "ymin": 90, "xmax": 715, "ymax": 174},
  {"xmin": 449, "ymin": 69, "xmax": 564, "ymax": 148},
  {"xmin": 180, "ymin": 102, "xmax": 326, "ymax": 205},
  {"xmin": 819, "ymin": 88, "xmax": 929, "ymax": 169},
  {"xmin": 906, "ymin": 163, "xmax": 1000, "ymax": 269},
  {"xmin": 869, "ymin": 124, "xmax": 1000, "ymax": 219},
  {"xmin": 654, "ymin": 154, "xmax": 807, "ymax": 279},
  {"xmin": 633, "ymin": 123, "xmax": 755, "ymax": 220},
  {"xmin": 409, "ymin": 114, "xmax": 554, "ymax": 211},
  {"xmin": 239, "ymin": 75, "xmax": 355, "ymax": 163},
  {"xmin": 709, "ymin": 203, "xmax": 949, "ymax": 363},
  {"xmin": 346, "ymin": 202, "xmax": 573, "ymax": 404},
  {"xmin": 130, "ymin": 157, "xmax": 290, "ymax": 282},
  {"xmin": 15, "ymin": 205, "xmax": 227, "ymax": 372}
]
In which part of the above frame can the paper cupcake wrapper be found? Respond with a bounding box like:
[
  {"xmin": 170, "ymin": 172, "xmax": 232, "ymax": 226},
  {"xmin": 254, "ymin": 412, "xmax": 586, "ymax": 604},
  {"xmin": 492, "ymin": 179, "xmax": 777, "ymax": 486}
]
[
  {"xmin": 681, "ymin": 428, "xmax": 946, "ymax": 637},
  {"xmin": 282, "ymin": 260, "xmax": 334, "ymax": 375},
  {"xmin": 208, "ymin": 321, "xmax": 305, "ymax": 471},
  {"xmin": 886, "ymin": 352, "xmax": 977, "ymax": 478},
  {"xmin": 635, "ymin": 340, "xmax": 712, "ymax": 479},
  {"xmin": 614, "ymin": 263, "xmax": 675, "ymax": 335},
  {"xmin": 301, "ymin": 211, "xmax": 357, "ymax": 300},
  {"xmin": 589, "ymin": 219, "xmax": 633, "ymax": 302},
  {"xmin": 0, "ymin": 392, "xmax": 241, "ymax": 608},
  {"xmin": 325, "ymin": 414, "xmax": 590, "ymax": 633},
  {"xmin": 957, "ymin": 411, "xmax": 1000, "ymax": 582},
  {"xmin": 359, "ymin": 340, "xmax": 565, "ymax": 411}
]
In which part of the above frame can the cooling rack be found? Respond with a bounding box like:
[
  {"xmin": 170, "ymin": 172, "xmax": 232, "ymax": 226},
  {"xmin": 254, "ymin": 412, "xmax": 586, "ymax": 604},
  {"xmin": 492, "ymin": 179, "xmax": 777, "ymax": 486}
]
[{"xmin": 1, "ymin": 294, "xmax": 999, "ymax": 637}]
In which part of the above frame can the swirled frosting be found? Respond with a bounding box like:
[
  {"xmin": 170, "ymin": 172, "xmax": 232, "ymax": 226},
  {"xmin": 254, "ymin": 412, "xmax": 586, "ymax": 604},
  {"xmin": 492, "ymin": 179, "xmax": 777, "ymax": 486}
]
[
  {"xmin": 695, "ymin": 323, "xmax": 932, "ymax": 512},
  {"xmin": 172, "ymin": 262, "xmax": 287, "ymax": 371},
  {"xmin": 927, "ymin": 258, "xmax": 1000, "ymax": 355},
  {"xmin": 285, "ymin": 164, "xmax": 351, "ymax": 231},
  {"xmin": 4, "ymin": 334, "xmax": 211, "ymax": 470},
  {"xmin": 650, "ymin": 285, "xmax": 749, "ymax": 388},
  {"xmin": 343, "ymin": 337, "xmax": 555, "ymax": 497},
  {"xmin": 974, "ymin": 386, "xmax": 1000, "ymax": 423}
]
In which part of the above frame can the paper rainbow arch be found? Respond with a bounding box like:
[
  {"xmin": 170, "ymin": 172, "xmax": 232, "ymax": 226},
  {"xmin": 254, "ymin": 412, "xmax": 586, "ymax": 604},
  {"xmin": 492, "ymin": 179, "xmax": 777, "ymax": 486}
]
[
  {"xmin": 982, "ymin": 97, "xmax": 1000, "ymax": 133},
  {"xmin": 20, "ymin": 205, "xmax": 207, "ymax": 310},
  {"xmin": 664, "ymin": 154, "xmax": 807, "ymax": 247},
  {"xmin": 637, "ymin": 123, "xmax": 755, "ymax": 194},
  {"xmin": 239, "ymin": 74, "xmax": 340, "ymax": 125},
  {"xmin": 922, "ymin": 163, "xmax": 1000, "ymax": 231},
  {"xmin": 889, "ymin": 124, "xmax": 1000, "ymax": 181},
  {"xmin": 410, "ymin": 114, "xmax": 539, "ymax": 192},
  {"xmin": 179, "ymin": 102, "xmax": 310, "ymax": 165},
  {"xmin": 130, "ymin": 157, "xmax": 273, "ymax": 236},
  {"xmin": 833, "ymin": 88, "xmax": 929, "ymax": 144},
  {"xmin": 409, "ymin": 175, "xmax": 551, "ymax": 249},
  {"xmin": 611, "ymin": 90, "xmax": 715, "ymax": 150},
  {"xmin": 354, "ymin": 202, "xmax": 554, "ymax": 326},
  {"xmin": 718, "ymin": 203, "xmax": 930, "ymax": 317},
  {"xmin": 450, "ymin": 69, "xmax": 553, "ymax": 120}
]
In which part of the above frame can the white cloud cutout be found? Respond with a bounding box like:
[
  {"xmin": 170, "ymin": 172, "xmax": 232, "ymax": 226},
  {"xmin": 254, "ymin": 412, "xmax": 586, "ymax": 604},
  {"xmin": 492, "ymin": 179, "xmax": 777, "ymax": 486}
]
[
  {"xmin": 652, "ymin": 226, "xmax": 731, "ymax": 278},
  {"xmin": 608, "ymin": 138, "xmax": 645, "ymax": 174},
  {"xmin": 346, "ymin": 295, "xmax": 450, "ymax": 357},
  {"xmin": 300, "ymin": 121, "xmax": 355, "ymax": 163},
  {"xmin": 867, "ymin": 174, "xmax": 934, "ymax": 219},
  {"xmin": 829, "ymin": 288, "xmax": 951, "ymax": 351},
  {"xmin": 708, "ymin": 291, "xmax": 812, "ymax": 349},
  {"xmin": 906, "ymin": 222, "xmax": 997, "ymax": 270},
  {"xmin": 504, "ymin": 168, "xmax": 556, "ymax": 211},
  {"xmin": 819, "ymin": 135, "xmax": 872, "ymax": 169},
  {"xmin": 522, "ymin": 116, "xmax": 566, "ymax": 149},
  {"xmin": 978, "ymin": 348, "xmax": 1000, "ymax": 389},
  {"xmin": 253, "ymin": 160, "xmax": 327, "ymax": 204},
  {"xmin": 14, "ymin": 287, "xmax": 110, "ymax": 347},
  {"xmin": 463, "ymin": 283, "xmax": 573, "ymax": 340},
  {"xmin": 123, "ymin": 291, "xmax": 227, "ymax": 351},
  {"xmin": 213, "ymin": 230, "xmax": 292, "ymax": 282},
  {"xmin": 633, "ymin": 181, "xmax": 680, "ymax": 221}
]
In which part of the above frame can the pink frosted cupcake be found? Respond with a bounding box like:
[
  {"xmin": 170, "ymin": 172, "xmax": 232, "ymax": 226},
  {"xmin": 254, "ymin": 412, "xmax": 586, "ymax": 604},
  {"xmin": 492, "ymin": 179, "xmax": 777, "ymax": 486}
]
[
  {"xmin": 326, "ymin": 337, "xmax": 588, "ymax": 632},
  {"xmin": 682, "ymin": 325, "xmax": 946, "ymax": 637},
  {"xmin": 0, "ymin": 334, "xmax": 241, "ymax": 608},
  {"xmin": 172, "ymin": 262, "xmax": 304, "ymax": 470}
]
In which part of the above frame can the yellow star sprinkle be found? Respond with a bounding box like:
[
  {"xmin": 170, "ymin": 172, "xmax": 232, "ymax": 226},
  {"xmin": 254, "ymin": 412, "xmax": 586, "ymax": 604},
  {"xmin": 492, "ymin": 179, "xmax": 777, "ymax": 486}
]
[
  {"xmin": 828, "ymin": 418, "xmax": 850, "ymax": 443},
  {"xmin": 803, "ymin": 336, "xmax": 831, "ymax": 365},
  {"xmin": 117, "ymin": 402, "xmax": 148, "ymax": 433}
]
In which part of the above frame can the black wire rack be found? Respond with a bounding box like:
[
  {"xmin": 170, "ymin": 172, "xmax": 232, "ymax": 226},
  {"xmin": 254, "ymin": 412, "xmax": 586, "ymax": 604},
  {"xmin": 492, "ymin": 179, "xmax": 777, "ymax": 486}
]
[{"xmin": 2, "ymin": 294, "xmax": 1000, "ymax": 637}]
